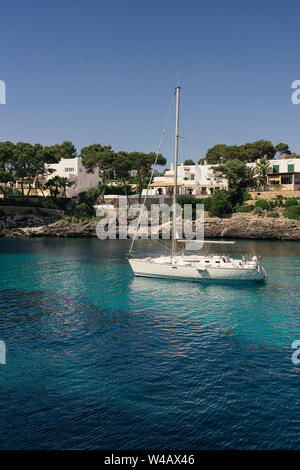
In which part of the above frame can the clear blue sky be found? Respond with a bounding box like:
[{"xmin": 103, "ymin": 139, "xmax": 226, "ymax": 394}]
[{"xmin": 1, "ymin": 0, "xmax": 300, "ymax": 166}]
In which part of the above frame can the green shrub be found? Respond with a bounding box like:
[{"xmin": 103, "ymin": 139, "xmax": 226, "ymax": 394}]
[
  {"xmin": 85, "ymin": 187, "xmax": 101, "ymax": 203},
  {"xmin": 12, "ymin": 188, "xmax": 21, "ymax": 196},
  {"xmin": 268, "ymin": 212, "xmax": 280, "ymax": 218},
  {"xmin": 269, "ymin": 199, "xmax": 280, "ymax": 209},
  {"xmin": 285, "ymin": 198, "xmax": 298, "ymax": 208},
  {"xmin": 52, "ymin": 198, "xmax": 71, "ymax": 211},
  {"xmin": 275, "ymin": 195, "xmax": 283, "ymax": 207},
  {"xmin": 201, "ymin": 197, "xmax": 212, "ymax": 212},
  {"xmin": 284, "ymin": 204, "xmax": 300, "ymax": 220},
  {"xmin": 102, "ymin": 185, "xmax": 133, "ymax": 195},
  {"xmin": 255, "ymin": 199, "xmax": 269, "ymax": 210},
  {"xmin": 178, "ymin": 195, "xmax": 212, "ymax": 219},
  {"xmin": 177, "ymin": 195, "xmax": 197, "ymax": 207},
  {"xmin": 79, "ymin": 185, "xmax": 133, "ymax": 202},
  {"xmin": 243, "ymin": 191, "xmax": 252, "ymax": 201},
  {"xmin": 235, "ymin": 205, "xmax": 254, "ymax": 213},
  {"xmin": 65, "ymin": 201, "xmax": 77, "ymax": 216},
  {"xmin": 0, "ymin": 196, "xmax": 70, "ymax": 211},
  {"xmin": 209, "ymin": 191, "xmax": 232, "ymax": 217},
  {"xmin": 73, "ymin": 202, "xmax": 94, "ymax": 218}
]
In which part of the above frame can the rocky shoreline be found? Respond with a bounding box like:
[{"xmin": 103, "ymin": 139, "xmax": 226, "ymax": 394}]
[{"xmin": 0, "ymin": 212, "xmax": 299, "ymax": 240}]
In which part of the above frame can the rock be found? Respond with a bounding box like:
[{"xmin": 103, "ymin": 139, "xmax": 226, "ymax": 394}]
[
  {"xmin": 203, "ymin": 213, "xmax": 300, "ymax": 240},
  {"xmin": 0, "ymin": 212, "xmax": 300, "ymax": 240}
]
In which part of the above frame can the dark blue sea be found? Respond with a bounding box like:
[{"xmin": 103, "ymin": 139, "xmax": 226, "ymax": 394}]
[{"xmin": 0, "ymin": 238, "xmax": 299, "ymax": 449}]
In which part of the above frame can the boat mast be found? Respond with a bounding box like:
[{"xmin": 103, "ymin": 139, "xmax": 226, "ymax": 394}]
[{"xmin": 172, "ymin": 85, "xmax": 180, "ymax": 257}]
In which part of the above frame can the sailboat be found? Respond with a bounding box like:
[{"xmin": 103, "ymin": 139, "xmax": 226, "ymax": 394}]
[{"xmin": 129, "ymin": 86, "xmax": 268, "ymax": 283}]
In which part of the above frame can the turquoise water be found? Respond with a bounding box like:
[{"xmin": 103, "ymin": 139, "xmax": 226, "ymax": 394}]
[{"xmin": 0, "ymin": 238, "xmax": 299, "ymax": 449}]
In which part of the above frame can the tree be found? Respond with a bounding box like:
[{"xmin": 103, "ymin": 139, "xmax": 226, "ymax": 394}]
[
  {"xmin": 41, "ymin": 145, "xmax": 62, "ymax": 165},
  {"xmin": 209, "ymin": 190, "xmax": 232, "ymax": 217},
  {"xmin": 0, "ymin": 141, "xmax": 16, "ymax": 196},
  {"xmin": 255, "ymin": 158, "xmax": 270, "ymax": 189},
  {"xmin": 0, "ymin": 141, "xmax": 63, "ymax": 197},
  {"xmin": 111, "ymin": 151, "xmax": 132, "ymax": 201},
  {"xmin": 81, "ymin": 144, "xmax": 115, "ymax": 202},
  {"xmin": 127, "ymin": 151, "xmax": 166, "ymax": 202},
  {"xmin": 33, "ymin": 145, "xmax": 62, "ymax": 195},
  {"xmin": 52, "ymin": 141, "xmax": 77, "ymax": 160},
  {"xmin": 183, "ymin": 159, "xmax": 195, "ymax": 165},
  {"xmin": 213, "ymin": 159, "xmax": 254, "ymax": 205},
  {"xmin": 250, "ymin": 140, "xmax": 276, "ymax": 161},
  {"xmin": 205, "ymin": 144, "xmax": 230, "ymax": 164},
  {"xmin": 44, "ymin": 176, "xmax": 74, "ymax": 198},
  {"xmin": 205, "ymin": 140, "xmax": 276, "ymax": 164},
  {"xmin": 245, "ymin": 166, "xmax": 257, "ymax": 189},
  {"xmin": 275, "ymin": 143, "xmax": 290, "ymax": 156},
  {"xmin": 74, "ymin": 202, "xmax": 94, "ymax": 218},
  {"xmin": 12, "ymin": 142, "xmax": 47, "ymax": 196}
]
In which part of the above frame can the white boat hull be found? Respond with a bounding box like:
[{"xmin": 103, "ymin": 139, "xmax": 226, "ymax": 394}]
[{"xmin": 129, "ymin": 258, "xmax": 267, "ymax": 283}]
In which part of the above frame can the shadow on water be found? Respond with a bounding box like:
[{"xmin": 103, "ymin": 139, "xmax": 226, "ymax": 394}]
[{"xmin": 130, "ymin": 269, "xmax": 264, "ymax": 294}]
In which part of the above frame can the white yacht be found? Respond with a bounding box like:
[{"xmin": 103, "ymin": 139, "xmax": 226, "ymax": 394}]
[
  {"xmin": 129, "ymin": 254, "xmax": 267, "ymax": 283},
  {"xmin": 128, "ymin": 86, "xmax": 268, "ymax": 283}
]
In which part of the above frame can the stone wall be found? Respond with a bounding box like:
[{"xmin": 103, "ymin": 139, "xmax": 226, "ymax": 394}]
[{"xmin": 248, "ymin": 190, "xmax": 300, "ymax": 200}]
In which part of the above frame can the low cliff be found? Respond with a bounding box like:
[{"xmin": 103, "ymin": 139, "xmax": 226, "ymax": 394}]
[
  {"xmin": 204, "ymin": 213, "xmax": 300, "ymax": 240},
  {"xmin": 0, "ymin": 206, "xmax": 64, "ymax": 232},
  {"xmin": 0, "ymin": 212, "xmax": 299, "ymax": 240}
]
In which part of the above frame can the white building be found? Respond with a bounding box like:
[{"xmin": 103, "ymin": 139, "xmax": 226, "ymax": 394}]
[
  {"xmin": 145, "ymin": 162, "xmax": 228, "ymax": 196},
  {"xmin": 247, "ymin": 158, "xmax": 300, "ymax": 172},
  {"xmin": 46, "ymin": 156, "xmax": 101, "ymax": 197},
  {"xmin": 247, "ymin": 157, "xmax": 300, "ymax": 190},
  {"xmin": 145, "ymin": 157, "xmax": 300, "ymax": 197}
]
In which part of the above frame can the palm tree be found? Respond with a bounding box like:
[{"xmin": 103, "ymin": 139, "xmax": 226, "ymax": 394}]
[
  {"xmin": 245, "ymin": 166, "xmax": 257, "ymax": 189},
  {"xmin": 45, "ymin": 176, "xmax": 74, "ymax": 198},
  {"xmin": 255, "ymin": 158, "xmax": 270, "ymax": 189}
]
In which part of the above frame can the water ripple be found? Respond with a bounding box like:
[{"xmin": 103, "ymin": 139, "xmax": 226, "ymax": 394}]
[{"xmin": 0, "ymin": 239, "xmax": 299, "ymax": 449}]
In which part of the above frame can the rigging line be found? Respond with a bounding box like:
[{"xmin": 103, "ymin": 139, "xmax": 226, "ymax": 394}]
[
  {"xmin": 128, "ymin": 92, "xmax": 176, "ymax": 256},
  {"xmin": 150, "ymin": 238, "xmax": 170, "ymax": 250}
]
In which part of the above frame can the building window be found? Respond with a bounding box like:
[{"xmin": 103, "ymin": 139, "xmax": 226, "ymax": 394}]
[
  {"xmin": 65, "ymin": 168, "xmax": 75, "ymax": 173},
  {"xmin": 273, "ymin": 165, "xmax": 280, "ymax": 174},
  {"xmin": 288, "ymin": 164, "xmax": 294, "ymax": 173},
  {"xmin": 281, "ymin": 176, "xmax": 292, "ymax": 185},
  {"xmin": 191, "ymin": 174, "xmax": 195, "ymax": 180}
]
